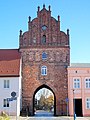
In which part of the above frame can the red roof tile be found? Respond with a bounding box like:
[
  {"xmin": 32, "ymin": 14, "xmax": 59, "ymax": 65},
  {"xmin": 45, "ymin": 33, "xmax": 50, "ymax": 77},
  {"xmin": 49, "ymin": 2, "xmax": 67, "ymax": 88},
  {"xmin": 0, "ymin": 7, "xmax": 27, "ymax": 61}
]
[{"xmin": 0, "ymin": 49, "xmax": 21, "ymax": 77}]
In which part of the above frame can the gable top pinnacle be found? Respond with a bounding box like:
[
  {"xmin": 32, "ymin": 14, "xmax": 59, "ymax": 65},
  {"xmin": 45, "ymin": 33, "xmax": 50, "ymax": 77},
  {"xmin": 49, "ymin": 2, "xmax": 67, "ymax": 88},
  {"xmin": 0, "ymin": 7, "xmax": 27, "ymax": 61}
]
[
  {"xmin": 43, "ymin": 4, "xmax": 45, "ymax": 8},
  {"xmin": 48, "ymin": 5, "xmax": 51, "ymax": 11},
  {"xmin": 38, "ymin": 6, "xmax": 40, "ymax": 11},
  {"xmin": 37, "ymin": 5, "xmax": 51, "ymax": 13}
]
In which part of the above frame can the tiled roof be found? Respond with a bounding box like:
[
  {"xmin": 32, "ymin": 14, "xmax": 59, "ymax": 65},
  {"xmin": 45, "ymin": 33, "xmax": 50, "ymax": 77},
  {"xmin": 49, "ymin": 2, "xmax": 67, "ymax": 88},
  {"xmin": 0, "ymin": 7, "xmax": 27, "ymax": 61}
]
[
  {"xmin": 0, "ymin": 49, "xmax": 21, "ymax": 77},
  {"xmin": 68, "ymin": 63, "xmax": 90, "ymax": 68}
]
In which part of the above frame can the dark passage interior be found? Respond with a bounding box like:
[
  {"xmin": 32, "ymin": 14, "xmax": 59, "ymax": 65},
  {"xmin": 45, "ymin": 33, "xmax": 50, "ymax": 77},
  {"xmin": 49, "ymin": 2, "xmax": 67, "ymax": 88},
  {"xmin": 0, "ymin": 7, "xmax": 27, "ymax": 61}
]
[{"xmin": 75, "ymin": 99, "xmax": 82, "ymax": 116}]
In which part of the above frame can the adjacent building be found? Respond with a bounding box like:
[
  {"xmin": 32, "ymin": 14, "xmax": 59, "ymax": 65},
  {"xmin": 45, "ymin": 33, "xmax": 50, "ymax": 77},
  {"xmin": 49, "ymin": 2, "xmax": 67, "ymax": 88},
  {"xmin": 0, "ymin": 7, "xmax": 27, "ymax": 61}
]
[
  {"xmin": 0, "ymin": 49, "xmax": 21, "ymax": 116},
  {"xmin": 68, "ymin": 63, "xmax": 90, "ymax": 117}
]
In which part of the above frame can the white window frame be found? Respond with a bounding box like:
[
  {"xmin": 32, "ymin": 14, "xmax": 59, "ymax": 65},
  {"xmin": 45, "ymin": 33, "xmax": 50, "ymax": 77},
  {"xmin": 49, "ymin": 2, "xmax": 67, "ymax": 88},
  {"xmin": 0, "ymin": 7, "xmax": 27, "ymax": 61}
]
[
  {"xmin": 41, "ymin": 66, "xmax": 47, "ymax": 76},
  {"xmin": 4, "ymin": 80, "xmax": 10, "ymax": 88},
  {"xmin": 3, "ymin": 99, "xmax": 9, "ymax": 107},
  {"xmin": 86, "ymin": 98, "xmax": 90, "ymax": 109},
  {"xmin": 73, "ymin": 78, "xmax": 80, "ymax": 89},
  {"xmin": 85, "ymin": 78, "xmax": 90, "ymax": 88}
]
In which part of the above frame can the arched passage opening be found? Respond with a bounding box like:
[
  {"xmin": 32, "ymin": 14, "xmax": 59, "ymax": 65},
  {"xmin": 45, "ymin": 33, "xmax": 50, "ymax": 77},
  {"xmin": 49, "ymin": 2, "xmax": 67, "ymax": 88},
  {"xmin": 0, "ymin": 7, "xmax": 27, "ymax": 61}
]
[{"xmin": 33, "ymin": 84, "xmax": 56, "ymax": 116}]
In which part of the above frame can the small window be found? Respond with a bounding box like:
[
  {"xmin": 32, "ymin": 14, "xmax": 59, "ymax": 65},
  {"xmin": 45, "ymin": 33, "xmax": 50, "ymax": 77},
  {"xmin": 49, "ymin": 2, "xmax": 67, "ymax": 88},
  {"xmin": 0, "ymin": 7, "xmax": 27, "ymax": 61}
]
[
  {"xmin": 33, "ymin": 39, "xmax": 36, "ymax": 43},
  {"xmin": 85, "ymin": 79, "xmax": 90, "ymax": 88},
  {"xmin": 75, "ymin": 71, "xmax": 77, "ymax": 73},
  {"xmin": 42, "ymin": 52, "xmax": 47, "ymax": 60},
  {"xmin": 33, "ymin": 37, "xmax": 36, "ymax": 44},
  {"xmin": 4, "ymin": 80, "xmax": 9, "ymax": 88},
  {"xmin": 73, "ymin": 78, "xmax": 80, "ymax": 88},
  {"xmin": 86, "ymin": 98, "xmax": 90, "ymax": 109},
  {"xmin": 42, "ymin": 25, "xmax": 47, "ymax": 30},
  {"xmin": 3, "ymin": 99, "xmax": 9, "ymax": 107},
  {"xmin": 42, "ymin": 35, "xmax": 46, "ymax": 44},
  {"xmin": 41, "ymin": 66, "xmax": 47, "ymax": 76}
]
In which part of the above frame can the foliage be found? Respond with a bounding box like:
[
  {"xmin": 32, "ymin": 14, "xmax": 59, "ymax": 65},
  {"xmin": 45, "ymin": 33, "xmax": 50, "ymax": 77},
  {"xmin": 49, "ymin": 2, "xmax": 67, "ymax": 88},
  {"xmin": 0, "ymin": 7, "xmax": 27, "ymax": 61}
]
[
  {"xmin": 45, "ymin": 95, "xmax": 54, "ymax": 109},
  {"xmin": 0, "ymin": 117, "xmax": 10, "ymax": 120},
  {"xmin": 39, "ymin": 95, "xmax": 46, "ymax": 108},
  {"xmin": 0, "ymin": 111, "xmax": 10, "ymax": 120},
  {"xmin": 35, "ymin": 94, "xmax": 54, "ymax": 111}
]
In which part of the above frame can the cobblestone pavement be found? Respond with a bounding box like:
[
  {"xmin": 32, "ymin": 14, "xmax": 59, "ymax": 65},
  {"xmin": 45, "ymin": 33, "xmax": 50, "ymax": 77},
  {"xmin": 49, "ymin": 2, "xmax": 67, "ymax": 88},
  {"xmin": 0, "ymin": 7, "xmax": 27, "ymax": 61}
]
[{"xmin": 10, "ymin": 116, "xmax": 90, "ymax": 120}]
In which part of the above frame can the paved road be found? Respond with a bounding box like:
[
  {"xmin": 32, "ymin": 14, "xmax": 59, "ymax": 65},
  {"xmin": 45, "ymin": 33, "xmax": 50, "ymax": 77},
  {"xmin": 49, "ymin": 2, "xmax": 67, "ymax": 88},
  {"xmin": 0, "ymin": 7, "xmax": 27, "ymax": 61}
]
[
  {"xmin": 10, "ymin": 116, "xmax": 90, "ymax": 120},
  {"xmin": 35, "ymin": 110, "xmax": 54, "ymax": 117},
  {"xmin": 10, "ymin": 110, "xmax": 90, "ymax": 120}
]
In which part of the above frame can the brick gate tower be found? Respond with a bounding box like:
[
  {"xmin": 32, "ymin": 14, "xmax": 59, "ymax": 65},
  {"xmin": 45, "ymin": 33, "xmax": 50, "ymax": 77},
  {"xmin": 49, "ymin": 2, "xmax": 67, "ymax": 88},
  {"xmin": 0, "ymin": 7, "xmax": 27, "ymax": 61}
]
[{"xmin": 19, "ymin": 5, "xmax": 70, "ymax": 116}]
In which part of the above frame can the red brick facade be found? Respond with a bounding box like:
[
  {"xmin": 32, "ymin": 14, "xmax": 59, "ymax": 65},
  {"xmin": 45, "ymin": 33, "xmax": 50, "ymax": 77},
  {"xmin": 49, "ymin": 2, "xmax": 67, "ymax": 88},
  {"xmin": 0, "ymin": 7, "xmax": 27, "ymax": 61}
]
[{"xmin": 19, "ymin": 5, "xmax": 70, "ymax": 116}]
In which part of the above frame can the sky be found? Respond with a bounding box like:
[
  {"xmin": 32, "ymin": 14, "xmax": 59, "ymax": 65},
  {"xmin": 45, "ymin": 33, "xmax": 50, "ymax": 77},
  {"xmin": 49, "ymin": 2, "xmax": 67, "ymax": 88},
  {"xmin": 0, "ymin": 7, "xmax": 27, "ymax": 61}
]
[{"xmin": 0, "ymin": 0, "xmax": 90, "ymax": 63}]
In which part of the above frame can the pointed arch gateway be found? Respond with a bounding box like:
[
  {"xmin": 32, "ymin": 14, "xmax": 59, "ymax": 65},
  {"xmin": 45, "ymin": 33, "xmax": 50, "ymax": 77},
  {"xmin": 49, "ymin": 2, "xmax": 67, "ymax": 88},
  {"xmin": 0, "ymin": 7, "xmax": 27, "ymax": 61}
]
[
  {"xmin": 33, "ymin": 84, "xmax": 56, "ymax": 116},
  {"xmin": 20, "ymin": 5, "xmax": 70, "ymax": 116}
]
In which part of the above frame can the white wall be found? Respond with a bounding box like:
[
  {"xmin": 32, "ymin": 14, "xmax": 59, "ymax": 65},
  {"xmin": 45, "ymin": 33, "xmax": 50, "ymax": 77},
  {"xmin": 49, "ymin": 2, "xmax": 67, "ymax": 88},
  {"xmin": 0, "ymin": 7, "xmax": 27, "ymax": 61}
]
[{"xmin": 0, "ymin": 77, "xmax": 21, "ymax": 116}]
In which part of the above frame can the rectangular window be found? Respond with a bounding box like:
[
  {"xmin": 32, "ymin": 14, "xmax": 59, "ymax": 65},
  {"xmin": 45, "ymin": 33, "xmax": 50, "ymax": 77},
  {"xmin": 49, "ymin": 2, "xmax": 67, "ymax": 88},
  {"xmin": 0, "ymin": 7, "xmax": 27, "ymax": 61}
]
[
  {"xmin": 73, "ymin": 79, "xmax": 80, "ymax": 88},
  {"xmin": 4, "ymin": 80, "xmax": 10, "ymax": 88},
  {"xmin": 42, "ymin": 52, "xmax": 47, "ymax": 60},
  {"xmin": 3, "ymin": 99, "xmax": 9, "ymax": 107},
  {"xmin": 85, "ymin": 79, "xmax": 90, "ymax": 88},
  {"xmin": 41, "ymin": 66, "xmax": 47, "ymax": 76},
  {"xmin": 86, "ymin": 98, "xmax": 90, "ymax": 109}
]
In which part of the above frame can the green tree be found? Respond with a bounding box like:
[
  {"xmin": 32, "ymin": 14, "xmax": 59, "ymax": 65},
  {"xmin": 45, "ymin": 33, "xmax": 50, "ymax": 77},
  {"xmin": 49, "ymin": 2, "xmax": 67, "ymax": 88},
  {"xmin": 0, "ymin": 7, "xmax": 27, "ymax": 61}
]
[
  {"xmin": 39, "ymin": 94, "xmax": 45, "ymax": 109},
  {"xmin": 35, "ymin": 88, "xmax": 54, "ymax": 111},
  {"xmin": 45, "ymin": 95, "xmax": 54, "ymax": 111}
]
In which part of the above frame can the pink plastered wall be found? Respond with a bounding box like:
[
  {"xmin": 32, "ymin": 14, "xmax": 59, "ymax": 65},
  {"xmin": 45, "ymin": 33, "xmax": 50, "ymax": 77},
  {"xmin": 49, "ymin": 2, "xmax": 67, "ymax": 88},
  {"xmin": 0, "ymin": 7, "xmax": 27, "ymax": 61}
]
[{"xmin": 68, "ymin": 67, "xmax": 90, "ymax": 116}]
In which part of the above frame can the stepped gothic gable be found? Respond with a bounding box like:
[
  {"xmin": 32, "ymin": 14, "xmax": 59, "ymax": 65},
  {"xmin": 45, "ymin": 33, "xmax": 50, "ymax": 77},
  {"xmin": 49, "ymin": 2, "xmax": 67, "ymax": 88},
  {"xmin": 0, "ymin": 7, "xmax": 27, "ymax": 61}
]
[
  {"xmin": 19, "ymin": 5, "xmax": 69, "ymax": 47},
  {"xmin": 19, "ymin": 5, "xmax": 70, "ymax": 116}
]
